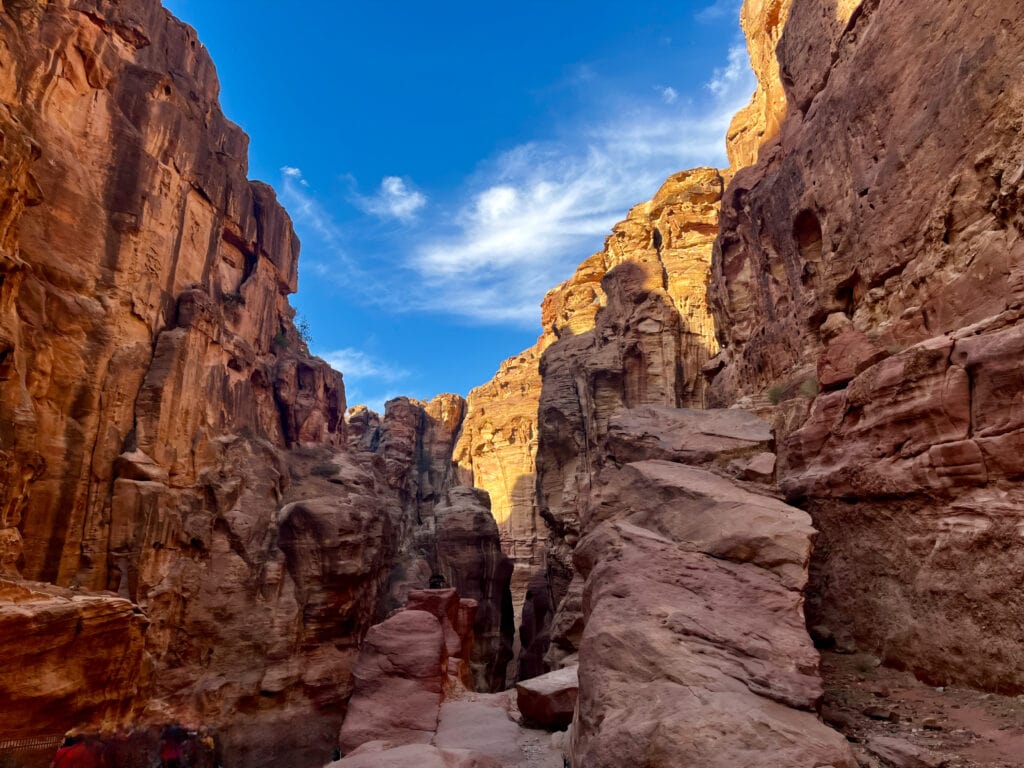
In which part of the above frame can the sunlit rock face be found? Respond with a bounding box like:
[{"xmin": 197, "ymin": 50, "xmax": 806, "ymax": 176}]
[
  {"xmin": 724, "ymin": 0, "xmax": 795, "ymax": 173},
  {"xmin": 453, "ymin": 346, "xmax": 543, "ymax": 665},
  {"xmin": 0, "ymin": 1, "xmax": 512, "ymax": 754},
  {"xmin": 455, "ymin": 169, "xmax": 722, "ymax": 677},
  {"xmin": 0, "ymin": 0, "xmax": 379, "ymax": 747},
  {"xmin": 512, "ymin": 169, "xmax": 723, "ymax": 677},
  {"xmin": 0, "ymin": 578, "xmax": 148, "ymax": 738},
  {"xmin": 709, "ymin": 0, "xmax": 1024, "ymax": 692}
]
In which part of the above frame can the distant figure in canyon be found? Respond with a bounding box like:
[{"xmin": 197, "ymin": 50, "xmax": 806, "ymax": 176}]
[{"xmin": 159, "ymin": 726, "xmax": 187, "ymax": 768}]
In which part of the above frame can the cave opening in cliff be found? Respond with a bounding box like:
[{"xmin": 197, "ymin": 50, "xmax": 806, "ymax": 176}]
[{"xmin": 793, "ymin": 209, "xmax": 824, "ymax": 264}]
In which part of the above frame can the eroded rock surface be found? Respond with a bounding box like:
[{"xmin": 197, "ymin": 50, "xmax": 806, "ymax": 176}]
[
  {"xmin": 708, "ymin": 0, "xmax": 1024, "ymax": 692},
  {"xmin": 0, "ymin": 578, "xmax": 147, "ymax": 737},
  {"xmin": 0, "ymin": 1, "xmax": 512, "ymax": 754},
  {"xmin": 515, "ymin": 666, "xmax": 578, "ymax": 729},
  {"xmin": 540, "ymin": 409, "xmax": 852, "ymax": 766},
  {"xmin": 337, "ymin": 609, "xmax": 448, "ymax": 754}
]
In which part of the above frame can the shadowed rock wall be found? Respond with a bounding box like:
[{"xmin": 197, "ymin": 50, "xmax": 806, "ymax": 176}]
[{"xmin": 709, "ymin": 0, "xmax": 1024, "ymax": 692}]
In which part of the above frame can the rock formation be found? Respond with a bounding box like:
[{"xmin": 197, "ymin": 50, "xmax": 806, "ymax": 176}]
[
  {"xmin": 359, "ymin": 397, "xmax": 515, "ymax": 693},
  {"xmin": 0, "ymin": 2, "xmax": 512, "ymax": 760},
  {"xmin": 0, "ymin": 578, "xmax": 147, "ymax": 738},
  {"xmin": 455, "ymin": 168, "xmax": 722, "ymax": 676},
  {"xmin": 514, "ymin": 666, "xmax": 578, "ymax": 729},
  {"xmin": 333, "ymin": 587, "xmax": 562, "ymax": 767},
  {"xmin": 5, "ymin": 0, "xmax": 1024, "ymax": 764},
  {"xmin": 532, "ymin": 392, "xmax": 855, "ymax": 764},
  {"xmin": 453, "ymin": 348, "xmax": 544, "ymax": 652},
  {"xmin": 708, "ymin": 0, "xmax": 1024, "ymax": 693},
  {"xmin": 337, "ymin": 607, "xmax": 451, "ymax": 754}
]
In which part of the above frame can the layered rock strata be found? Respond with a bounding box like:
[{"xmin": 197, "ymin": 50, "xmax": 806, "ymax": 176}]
[
  {"xmin": 708, "ymin": 0, "xmax": 1024, "ymax": 691},
  {"xmin": 523, "ymin": 243, "xmax": 723, "ymax": 675},
  {"xmin": 0, "ymin": 578, "xmax": 147, "ymax": 738},
  {"xmin": 357, "ymin": 397, "xmax": 515, "ymax": 693}
]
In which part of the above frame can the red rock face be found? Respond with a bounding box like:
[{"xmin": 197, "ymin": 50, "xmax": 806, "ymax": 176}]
[
  {"xmin": 0, "ymin": 1, "xmax": 512, "ymax": 753},
  {"xmin": 337, "ymin": 609, "xmax": 448, "ymax": 754},
  {"xmin": 707, "ymin": 0, "xmax": 1024, "ymax": 692},
  {"xmin": 352, "ymin": 396, "xmax": 515, "ymax": 693},
  {"xmin": 0, "ymin": 2, "xmax": 344, "ymax": 592},
  {"xmin": 0, "ymin": 578, "xmax": 147, "ymax": 737}
]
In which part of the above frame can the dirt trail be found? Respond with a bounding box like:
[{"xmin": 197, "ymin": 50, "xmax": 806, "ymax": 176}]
[{"xmin": 820, "ymin": 651, "xmax": 1024, "ymax": 767}]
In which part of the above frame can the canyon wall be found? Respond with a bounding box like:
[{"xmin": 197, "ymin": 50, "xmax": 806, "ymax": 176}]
[
  {"xmin": 507, "ymin": 163, "xmax": 852, "ymax": 761},
  {"xmin": 709, "ymin": 0, "xmax": 1024, "ymax": 693},
  {"xmin": 0, "ymin": 2, "xmax": 511, "ymax": 761}
]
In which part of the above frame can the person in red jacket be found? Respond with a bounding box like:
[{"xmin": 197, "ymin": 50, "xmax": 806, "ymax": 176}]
[
  {"xmin": 159, "ymin": 726, "xmax": 187, "ymax": 768},
  {"xmin": 51, "ymin": 733, "xmax": 102, "ymax": 768}
]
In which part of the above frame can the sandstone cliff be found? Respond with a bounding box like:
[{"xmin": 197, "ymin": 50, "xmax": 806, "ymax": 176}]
[
  {"xmin": 0, "ymin": 2, "xmax": 511, "ymax": 761},
  {"xmin": 354, "ymin": 395, "xmax": 515, "ymax": 694},
  {"xmin": 709, "ymin": 0, "xmax": 1024, "ymax": 693}
]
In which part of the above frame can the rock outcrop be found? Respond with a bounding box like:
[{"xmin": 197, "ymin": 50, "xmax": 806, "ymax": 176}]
[
  {"xmin": 453, "ymin": 349, "xmax": 544, "ymax": 652},
  {"xmin": 332, "ymin": 694, "xmax": 564, "ymax": 768},
  {"xmin": 361, "ymin": 397, "xmax": 515, "ymax": 693},
  {"xmin": 0, "ymin": 578, "xmax": 147, "ymax": 738},
  {"xmin": 333, "ymin": 590, "xmax": 563, "ymax": 767},
  {"xmin": 514, "ymin": 666, "xmax": 578, "ymax": 729},
  {"xmin": 708, "ymin": 0, "xmax": 1024, "ymax": 692},
  {"xmin": 533, "ymin": 402, "xmax": 854, "ymax": 765},
  {"xmin": 0, "ymin": 0, "xmax": 370, "ymax": 748},
  {"xmin": 337, "ymin": 608, "xmax": 449, "ymax": 754}
]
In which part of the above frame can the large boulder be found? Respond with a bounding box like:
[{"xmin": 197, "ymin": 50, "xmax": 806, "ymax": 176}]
[
  {"xmin": 338, "ymin": 611, "xmax": 447, "ymax": 754},
  {"xmin": 570, "ymin": 520, "xmax": 855, "ymax": 768},
  {"xmin": 515, "ymin": 666, "xmax": 579, "ymax": 729}
]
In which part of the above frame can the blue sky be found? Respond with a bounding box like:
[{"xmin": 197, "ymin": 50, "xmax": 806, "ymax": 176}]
[{"xmin": 162, "ymin": 0, "xmax": 753, "ymax": 412}]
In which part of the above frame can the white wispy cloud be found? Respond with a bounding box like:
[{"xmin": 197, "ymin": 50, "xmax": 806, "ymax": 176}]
[
  {"xmin": 707, "ymin": 44, "xmax": 749, "ymax": 97},
  {"xmin": 281, "ymin": 165, "xmax": 309, "ymax": 186},
  {"xmin": 319, "ymin": 347, "xmax": 409, "ymax": 382},
  {"xmin": 695, "ymin": 0, "xmax": 743, "ymax": 23},
  {"xmin": 354, "ymin": 176, "xmax": 427, "ymax": 221},
  {"xmin": 404, "ymin": 49, "xmax": 755, "ymax": 325},
  {"xmin": 279, "ymin": 168, "xmax": 342, "ymax": 246},
  {"xmin": 277, "ymin": 167, "xmax": 374, "ymax": 285},
  {"xmin": 282, "ymin": 44, "xmax": 756, "ymax": 329}
]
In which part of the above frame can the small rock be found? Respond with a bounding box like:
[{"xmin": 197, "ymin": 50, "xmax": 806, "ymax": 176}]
[
  {"xmin": 867, "ymin": 736, "xmax": 946, "ymax": 768},
  {"xmin": 835, "ymin": 634, "xmax": 859, "ymax": 654},
  {"xmin": 729, "ymin": 451, "xmax": 777, "ymax": 482},
  {"xmin": 810, "ymin": 624, "xmax": 836, "ymax": 649},
  {"xmin": 516, "ymin": 665, "xmax": 579, "ymax": 729},
  {"xmin": 922, "ymin": 717, "xmax": 943, "ymax": 731},
  {"xmin": 862, "ymin": 705, "xmax": 899, "ymax": 723},
  {"xmin": 821, "ymin": 705, "xmax": 854, "ymax": 730}
]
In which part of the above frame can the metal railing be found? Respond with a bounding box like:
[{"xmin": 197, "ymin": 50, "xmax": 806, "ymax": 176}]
[{"xmin": 0, "ymin": 735, "xmax": 63, "ymax": 752}]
